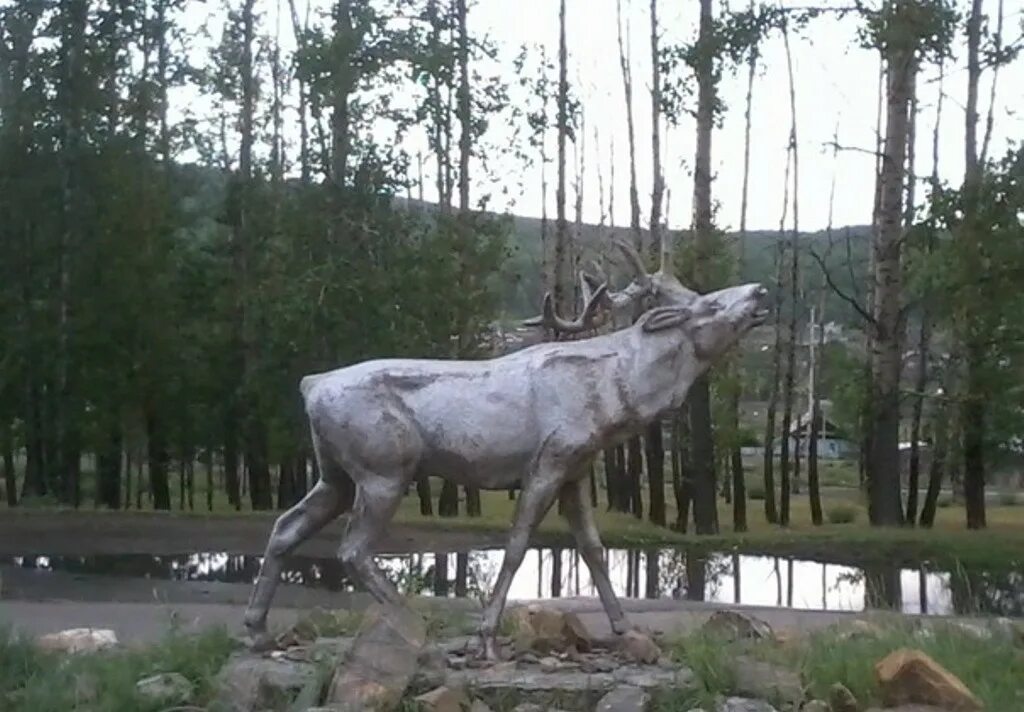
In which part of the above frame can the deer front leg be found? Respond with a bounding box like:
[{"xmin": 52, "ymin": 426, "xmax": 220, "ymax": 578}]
[
  {"xmin": 561, "ymin": 476, "xmax": 632, "ymax": 635},
  {"xmin": 477, "ymin": 472, "xmax": 562, "ymax": 660}
]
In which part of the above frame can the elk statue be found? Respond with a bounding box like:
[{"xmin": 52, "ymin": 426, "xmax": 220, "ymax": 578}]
[{"xmin": 244, "ymin": 239, "xmax": 768, "ymax": 659}]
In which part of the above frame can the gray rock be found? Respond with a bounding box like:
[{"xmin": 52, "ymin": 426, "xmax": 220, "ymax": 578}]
[
  {"xmin": 702, "ymin": 611, "xmax": 774, "ymax": 642},
  {"xmin": 729, "ymin": 656, "xmax": 803, "ymax": 707},
  {"xmin": 717, "ymin": 698, "xmax": 780, "ymax": 712},
  {"xmin": 596, "ymin": 684, "xmax": 651, "ymax": 712},
  {"xmin": 216, "ymin": 653, "xmax": 324, "ymax": 712},
  {"xmin": 828, "ymin": 682, "xmax": 858, "ymax": 712},
  {"xmin": 36, "ymin": 628, "xmax": 118, "ymax": 654},
  {"xmin": 864, "ymin": 706, "xmax": 948, "ymax": 712},
  {"xmin": 326, "ymin": 603, "xmax": 427, "ymax": 710},
  {"xmin": 539, "ymin": 656, "xmax": 562, "ymax": 673},
  {"xmin": 136, "ymin": 672, "xmax": 194, "ymax": 705},
  {"xmin": 469, "ymin": 700, "xmax": 494, "ymax": 712},
  {"xmin": 801, "ymin": 701, "xmax": 830, "ymax": 712},
  {"xmin": 440, "ymin": 660, "xmax": 696, "ymax": 711},
  {"xmin": 413, "ymin": 685, "xmax": 471, "ymax": 712}
]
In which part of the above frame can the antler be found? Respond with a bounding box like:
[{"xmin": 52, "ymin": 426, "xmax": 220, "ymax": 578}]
[{"xmin": 523, "ymin": 282, "xmax": 610, "ymax": 335}]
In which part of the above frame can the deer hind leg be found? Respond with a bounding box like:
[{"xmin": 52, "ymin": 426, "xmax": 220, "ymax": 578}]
[
  {"xmin": 477, "ymin": 469, "xmax": 563, "ymax": 660},
  {"xmin": 336, "ymin": 473, "xmax": 406, "ymax": 607},
  {"xmin": 561, "ymin": 476, "xmax": 631, "ymax": 635},
  {"xmin": 244, "ymin": 479, "xmax": 342, "ymax": 643}
]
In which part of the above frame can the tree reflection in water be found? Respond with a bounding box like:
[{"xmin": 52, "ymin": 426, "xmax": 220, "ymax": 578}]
[{"xmin": 3, "ymin": 548, "xmax": 1021, "ymax": 616}]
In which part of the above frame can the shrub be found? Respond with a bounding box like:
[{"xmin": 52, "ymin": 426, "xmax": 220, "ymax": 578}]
[
  {"xmin": 997, "ymin": 491, "xmax": 1019, "ymax": 506},
  {"xmin": 747, "ymin": 484, "xmax": 766, "ymax": 501},
  {"xmin": 936, "ymin": 494, "xmax": 953, "ymax": 509},
  {"xmin": 826, "ymin": 504, "xmax": 858, "ymax": 524}
]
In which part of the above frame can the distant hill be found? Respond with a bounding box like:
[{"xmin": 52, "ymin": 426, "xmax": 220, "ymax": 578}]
[
  {"xmin": 395, "ymin": 197, "xmax": 872, "ymax": 324},
  {"xmin": 495, "ymin": 210, "xmax": 872, "ymax": 324}
]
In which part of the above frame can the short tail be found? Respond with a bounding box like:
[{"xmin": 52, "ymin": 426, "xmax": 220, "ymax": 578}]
[{"xmin": 299, "ymin": 374, "xmax": 321, "ymax": 401}]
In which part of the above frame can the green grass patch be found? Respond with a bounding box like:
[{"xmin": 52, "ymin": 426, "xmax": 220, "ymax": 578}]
[
  {"xmin": 660, "ymin": 619, "xmax": 1024, "ymax": 711},
  {"xmin": 826, "ymin": 503, "xmax": 859, "ymax": 524},
  {"xmin": 0, "ymin": 625, "xmax": 238, "ymax": 712}
]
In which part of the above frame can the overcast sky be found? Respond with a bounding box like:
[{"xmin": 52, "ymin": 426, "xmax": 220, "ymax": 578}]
[{"xmin": 179, "ymin": 0, "xmax": 1024, "ymax": 233}]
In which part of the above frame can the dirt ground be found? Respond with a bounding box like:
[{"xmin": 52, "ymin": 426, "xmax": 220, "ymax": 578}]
[{"xmin": 0, "ymin": 509, "xmax": 541, "ymax": 559}]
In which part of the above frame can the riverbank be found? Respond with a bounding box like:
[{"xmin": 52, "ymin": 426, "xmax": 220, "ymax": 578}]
[{"xmin": 2, "ymin": 495, "xmax": 1023, "ymax": 570}]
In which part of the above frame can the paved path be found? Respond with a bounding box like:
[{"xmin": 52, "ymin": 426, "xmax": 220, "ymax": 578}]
[{"xmin": 4, "ymin": 587, "xmax": 988, "ymax": 649}]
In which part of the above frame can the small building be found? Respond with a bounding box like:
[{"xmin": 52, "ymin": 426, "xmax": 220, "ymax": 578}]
[{"xmin": 785, "ymin": 410, "xmax": 857, "ymax": 460}]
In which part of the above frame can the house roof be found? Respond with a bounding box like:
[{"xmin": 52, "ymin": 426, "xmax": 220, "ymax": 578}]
[{"xmin": 788, "ymin": 410, "xmax": 851, "ymax": 440}]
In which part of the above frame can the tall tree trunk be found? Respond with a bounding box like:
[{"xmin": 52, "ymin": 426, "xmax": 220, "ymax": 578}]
[
  {"xmin": 236, "ymin": 0, "xmax": 271, "ymax": 512},
  {"xmin": 778, "ymin": 21, "xmax": 800, "ymax": 526},
  {"xmin": 224, "ymin": 413, "xmax": 241, "ymax": 510},
  {"xmin": 2, "ymin": 426, "xmax": 16, "ymax": 507},
  {"xmin": 673, "ymin": 408, "xmax": 692, "ymax": 532},
  {"xmin": 455, "ymin": 0, "xmax": 480, "ymax": 518},
  {"xmin": 96, "ymin": 420, "xmax": 122, "ymax": 510},
  {"xmin": 56, "ymin": 0, "xmax": 89, "ymax": 507},
  {"xmin": 919, "ymin": 404, "xmax": 948, "ymax": 527},
  {"xmin": 438, "ymin": 480, "xmax": 459, "ymax": 517},
  {"xmin": 689, "ymin": 0, "xmax": 718, "ymax": 535},
  {"xmin": 961, "ymin": 0, "xmax": 986, "ymax": 530},
  {"xmin": 762, "ymin": 141, "xmax": 792, "ymax": 527},
  {"xmin": 868, "ymin": 29, "xmax": 913, "ymax": 527},
  {"xmin": 146, "ymin": 409, "xmax": 171, "ymax": 510},
  {"xmin": 627, "ymin": 437, "xmax": 644, "ymax": 519},
  {"xmin": 206, "ymin": 445, "xmax": 214, "ymax": 512},
  {"xmin": 416, "ymin": 476, "xmax": 433, "ymax": 515},
  {"xmin": 731, "ymin": 25, "xmax": 757, "ymax": 534},
  {"xmin": 554, "ymin": 0, "xmax": 571, "ymax": 315},
  {"xmin": 911, "ymin": 57, "xmax": 944, "ymax": 525},
  {"xmin": 644, "ymin": 0, "xmax": 666, "ymax": 528},
  {"xmin": 616, "ymin": 0, "xmax": 641, "ymax": 249}
]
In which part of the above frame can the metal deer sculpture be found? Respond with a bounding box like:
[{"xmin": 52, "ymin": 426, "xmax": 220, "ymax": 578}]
[{"xmin": 244, "ymin": 239, "xmax": 768, "ymax": 659}]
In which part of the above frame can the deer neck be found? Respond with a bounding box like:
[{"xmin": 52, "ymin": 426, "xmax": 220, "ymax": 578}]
[{"xmin": 620, "ymin": 327, "xmax": 703, "ymax": 423}]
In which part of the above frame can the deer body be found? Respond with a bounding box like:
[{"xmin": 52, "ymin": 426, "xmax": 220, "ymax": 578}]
[
  {"xmin": 244, "ymin": 238, "xmax": 768, "ymax": 660},
  {"xmin": 302, "ymin": 317, "xmax": 702, "ymax": 495}
]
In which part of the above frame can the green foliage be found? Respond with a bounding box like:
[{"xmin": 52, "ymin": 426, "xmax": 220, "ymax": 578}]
[
  {"xmin": 857, "ymin": 0, "xmax": 960, "ymax": 60},
  {"xmin": 660, "ymin": 619, "xmax": 1024, "ymax": 711},
  {"xmin": 0, "ymin": 626, "xmax": 237, "ymax": 712},
  {"xmin": 826, "ymin": 504, "xmax": 859, "ymax": 524},
  {"xmin": 747, "ymin": 483, "xmax": 766, "ymax": 500}
]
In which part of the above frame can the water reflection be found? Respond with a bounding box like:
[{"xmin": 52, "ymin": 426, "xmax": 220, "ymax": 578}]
[{"xmin": 3, "ymin": 548, "xmax": 1021, "ymax": 617}]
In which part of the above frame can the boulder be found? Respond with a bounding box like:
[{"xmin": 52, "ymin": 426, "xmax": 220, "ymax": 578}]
[
  {"xmin": 596, "ymin": 685, "xmax": 651, "ymax": 712},
  {"xmin": 828, "ymin": 682, "xmax": 858, "ymax": 712},
  {"xmin": 36, "ymin": 628, "xmax": 117, "ymax": 654},
  {"xmin": 326, "ymin": 603, "xmax": 427, "ymax": 710},
  {"xmin": 801, "ymin": 702, "xmax": 830, "ymax": 712},
  {"xmin": 717, "ymin": 698, "xmax": 779, "ymax": 712},
  {"xmin": 619, "ymin": 630, "xmax": 662, "ymax": 664},
  {"xmin": 562, "ymin": 611, "xmax": 595, "ymax": 652},
  {"xmin": 505, "ymin": 605, "xmax": 596, "ymax": 655},
  {"xmin": 135, "ymin": 672, "xmax": 194, "ymax": 705},
  {"xmin": 833, "ymin": 619, "xmax": 883, "ymax": 642},
  {"xmin": 729, "ymin": 656, "xmax": 803, "ymax": 707},
  {"xmin": 413, "ymin": 685, "xmax": 470, "ymax": 712},
  {"xmin": 216, "ymin": 653, "xmax": 323, "ymax": 711},
  {"xmin": 469, "ymin": 700, "xmax": 494, "ymax": 712},
  {"xmin": 875, "ymin": 648, "xmax": 982, "ymax": 711},
  {"xmin": 702, "ymin": 611, "xmax": 774, "ymax": 642}
]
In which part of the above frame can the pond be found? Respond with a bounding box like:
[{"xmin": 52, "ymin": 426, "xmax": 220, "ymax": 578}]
[{"xmin": 4, "ymin": 547, "xmax": 1022, "ymax": 618}]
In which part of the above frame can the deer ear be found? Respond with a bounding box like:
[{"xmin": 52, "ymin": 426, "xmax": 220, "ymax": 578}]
[{"xmin": 640, "ymin": 306, "xmax": 692, "ymax": 333}]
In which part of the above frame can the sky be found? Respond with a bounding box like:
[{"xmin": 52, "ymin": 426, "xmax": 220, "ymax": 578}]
[{"xmin": 178, "ymin": 0, "xmax": 1024, "ymax": 233}]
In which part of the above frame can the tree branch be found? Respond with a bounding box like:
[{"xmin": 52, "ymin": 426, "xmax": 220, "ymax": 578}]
[
  {"xmin": 808, "ymin": 246, "xmax": 876, "ymax": 326},
  {"xmin": 823, "ymin": 140, "xmax": 884, "ymax": 159}
]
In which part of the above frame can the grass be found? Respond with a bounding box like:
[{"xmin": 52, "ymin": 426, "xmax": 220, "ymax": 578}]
[
  {"xmin": 0, "ymin": 625, "xmax": 237, "ymax": 712},
  {"xmin": 5, "ymin": 464, "xmax": 1024, "ymax": 571},
  {"xmin": 655, "ymin": 618, "xmax": 1024, "ymax": 711}
]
